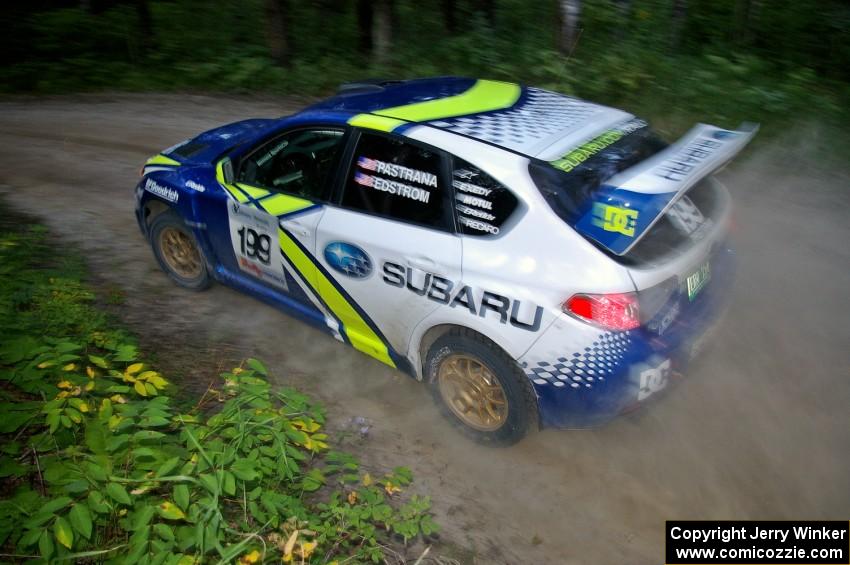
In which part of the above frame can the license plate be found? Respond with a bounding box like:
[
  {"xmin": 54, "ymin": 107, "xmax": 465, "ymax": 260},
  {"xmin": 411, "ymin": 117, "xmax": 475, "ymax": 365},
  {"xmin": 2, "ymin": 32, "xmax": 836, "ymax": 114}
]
[{"xmin": 686, "ymin": 261, "xmax": 711, "ymax": 300}]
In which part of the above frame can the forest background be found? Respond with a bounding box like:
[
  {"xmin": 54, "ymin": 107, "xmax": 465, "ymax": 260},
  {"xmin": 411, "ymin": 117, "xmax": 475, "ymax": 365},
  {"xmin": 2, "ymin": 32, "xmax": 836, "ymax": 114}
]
[{"xmin": 3, "ymin": 0, "xmax": 848, "ymax": 145}]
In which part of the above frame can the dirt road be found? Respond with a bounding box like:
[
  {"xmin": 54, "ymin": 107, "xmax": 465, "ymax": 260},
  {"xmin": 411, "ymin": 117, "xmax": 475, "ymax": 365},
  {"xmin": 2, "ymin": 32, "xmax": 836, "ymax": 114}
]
[{"xmin": 1, "ymin": 94, "xmax": 848, "ymax": 564}]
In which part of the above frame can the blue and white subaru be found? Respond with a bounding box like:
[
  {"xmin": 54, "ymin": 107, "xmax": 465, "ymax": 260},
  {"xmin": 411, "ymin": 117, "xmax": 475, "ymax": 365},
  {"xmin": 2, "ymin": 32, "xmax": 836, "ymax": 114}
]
[{"xmin": 135, "ymin": 77, "xmax": 755, "ymax": 444}]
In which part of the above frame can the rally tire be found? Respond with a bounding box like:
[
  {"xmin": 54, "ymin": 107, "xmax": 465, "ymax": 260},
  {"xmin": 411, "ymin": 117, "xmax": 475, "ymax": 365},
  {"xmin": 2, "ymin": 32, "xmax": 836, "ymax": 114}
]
[
  {"xmin": 426, "ymin": 329, "xmax": 538, "ymax": 446},
  {"xmin": 149, "ymin": 211, "xmax": 211, "ymax": 291}
]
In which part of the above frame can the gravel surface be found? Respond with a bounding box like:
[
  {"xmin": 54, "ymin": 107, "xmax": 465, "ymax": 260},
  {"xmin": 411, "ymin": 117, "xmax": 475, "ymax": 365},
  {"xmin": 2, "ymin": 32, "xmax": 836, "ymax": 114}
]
[{"xmin": 1, "ymin": 93, "xmax": 847, "ymax": 564}]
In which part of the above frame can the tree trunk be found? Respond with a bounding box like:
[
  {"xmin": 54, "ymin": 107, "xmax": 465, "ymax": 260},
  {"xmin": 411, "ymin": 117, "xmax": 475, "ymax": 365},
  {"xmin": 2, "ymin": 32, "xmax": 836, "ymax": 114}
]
[
  {"xmin": 613, "ymin": 0, "xmax": 632, "ymax": 41},
  {"xmin": 265, "ymin": 0, "xmax": 291, "ymax": 68},
  {"xmin": 475, "ymin": 0, "xmax": 496, "ymax": 27},
  {"xmin": 750, "ymin": 0, "xmax": 763, "ymax": 42},
  {"xmin": 443, "ymin": 0, "xmax": 457, "ymax": 34},
  {"xmin": 736, "ymin": 0, "xmax": 763, "ymax": 45},
  {"xmin": 356, "ymin": 0, "xmax": 373, "ymax": 55},
  {"xmin": 135, "ymin": 0, "xmax": 154, "ymax": 57},
  {"xmin": 670, "ymin": 0, "xmax": 687, "ymax": 50},
  {"xmin": 557, "ymin": 0, "xmax": 581, "ymax": 55},
  {"xmin": 373, "ymin": 0, "xmax": 392, "ymax": 65}
]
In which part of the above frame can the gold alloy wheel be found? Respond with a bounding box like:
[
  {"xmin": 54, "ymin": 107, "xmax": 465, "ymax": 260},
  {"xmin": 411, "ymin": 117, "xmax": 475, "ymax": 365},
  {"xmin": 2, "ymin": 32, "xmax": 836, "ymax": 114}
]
[
  {"xmin": 158, "ymin": 227, "xmax": 202, "ymax": 279},
  {"xmin": 437, "ymin": 354, "xmax": 508, "ymax": 431}
]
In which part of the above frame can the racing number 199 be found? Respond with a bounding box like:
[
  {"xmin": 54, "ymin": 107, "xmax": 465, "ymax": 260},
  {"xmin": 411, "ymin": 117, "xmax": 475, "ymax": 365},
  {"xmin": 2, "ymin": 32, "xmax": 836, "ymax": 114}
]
[{"xmin": 237, "ymin": 226, "xmax": 271, "ymax": 265}]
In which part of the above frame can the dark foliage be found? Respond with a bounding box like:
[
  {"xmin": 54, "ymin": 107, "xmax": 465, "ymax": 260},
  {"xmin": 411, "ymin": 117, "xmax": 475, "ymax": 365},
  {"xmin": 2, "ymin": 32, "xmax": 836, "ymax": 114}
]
[{"xmin": 1, "ymin": 1, "xmax": 847, "ymax": 138}]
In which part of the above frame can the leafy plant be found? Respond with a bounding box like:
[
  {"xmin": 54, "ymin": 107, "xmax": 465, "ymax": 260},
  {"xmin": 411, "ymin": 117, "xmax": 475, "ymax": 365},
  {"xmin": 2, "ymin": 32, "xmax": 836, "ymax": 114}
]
[{"xmin": 0, "ymin": 210, "xmax": 438, "ymax": 563}]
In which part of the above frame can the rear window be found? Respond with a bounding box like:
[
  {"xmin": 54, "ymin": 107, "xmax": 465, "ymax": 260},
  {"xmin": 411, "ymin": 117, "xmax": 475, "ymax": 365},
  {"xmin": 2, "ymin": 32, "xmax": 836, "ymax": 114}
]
[
  {"xmin": 452, "ymin": 159, "xmax": 517, "ymax": 236},
  {"xmin": 529, "ymin": 120, "xmax": 667, "ymax": 225}
]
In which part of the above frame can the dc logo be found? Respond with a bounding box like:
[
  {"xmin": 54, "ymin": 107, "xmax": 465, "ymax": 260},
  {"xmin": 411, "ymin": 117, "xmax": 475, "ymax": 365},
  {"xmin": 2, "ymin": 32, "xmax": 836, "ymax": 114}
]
[
  {"xmin": 592, "ymin": 202, "xmax": 639, "ymax": 237},
  {"xmin": 324, "ymin": 242, "xmax": 373, "ymax": 279}
]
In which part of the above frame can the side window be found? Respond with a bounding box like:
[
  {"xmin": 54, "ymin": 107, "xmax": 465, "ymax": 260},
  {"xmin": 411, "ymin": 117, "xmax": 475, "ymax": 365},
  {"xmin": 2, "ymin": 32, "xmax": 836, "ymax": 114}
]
[
  {"xmin": 452, "ymin": 159, "xmax": 518, "ymax": 236},
  {"xmin": 238, "ymin": 128, "xmax": 345, "ymax": 200},
  {"xmin": 340, "ymin": 132, "xmax": 448, "ymax": 230}
]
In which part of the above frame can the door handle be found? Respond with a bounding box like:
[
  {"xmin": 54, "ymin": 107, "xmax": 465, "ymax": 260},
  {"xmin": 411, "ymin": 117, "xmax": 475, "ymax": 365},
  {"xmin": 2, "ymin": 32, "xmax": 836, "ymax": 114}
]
[{"xmin": 283, "ymin": 221, "xmax": 309, "ymax": 238}]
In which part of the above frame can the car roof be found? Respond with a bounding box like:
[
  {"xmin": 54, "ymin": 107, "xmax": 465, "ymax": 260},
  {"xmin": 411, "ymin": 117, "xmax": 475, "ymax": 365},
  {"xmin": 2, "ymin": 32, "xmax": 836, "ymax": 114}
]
[{"xmin": 304, "ymin": 77, "xmax": 634, "ymax": 161}]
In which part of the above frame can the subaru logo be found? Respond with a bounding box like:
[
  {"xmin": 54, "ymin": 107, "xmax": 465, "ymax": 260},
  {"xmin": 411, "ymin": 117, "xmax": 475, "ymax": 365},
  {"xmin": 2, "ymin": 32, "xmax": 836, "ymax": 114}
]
[
  {"xmin": 712, "ymin": 129, "xmax": 739, "ymax": 140},
  {"xmin": 323, "ymin": 242, "xmax": 372, "ymax": 279}
]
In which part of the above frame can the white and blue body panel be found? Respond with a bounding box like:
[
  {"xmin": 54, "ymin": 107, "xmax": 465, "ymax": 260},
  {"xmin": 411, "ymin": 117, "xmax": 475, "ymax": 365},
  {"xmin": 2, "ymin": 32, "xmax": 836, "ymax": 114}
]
[{"xmin": 134, "ymin": 77, "xmax": 750, "ymax": 428}]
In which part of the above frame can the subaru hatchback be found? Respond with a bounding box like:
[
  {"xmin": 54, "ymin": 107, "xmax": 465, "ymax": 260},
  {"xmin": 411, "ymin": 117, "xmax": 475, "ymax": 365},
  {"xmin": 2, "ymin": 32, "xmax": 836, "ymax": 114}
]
[{"xmin": 135, "ymin": 77, "xmax": 755, "ymax": 444}]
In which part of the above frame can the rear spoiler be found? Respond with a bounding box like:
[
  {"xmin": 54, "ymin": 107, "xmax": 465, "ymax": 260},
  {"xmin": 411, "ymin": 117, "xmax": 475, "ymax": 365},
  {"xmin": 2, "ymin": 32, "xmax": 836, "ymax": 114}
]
[{"xmin": 574, "ymin": 122, "xmax": 758, "ymax": 256}]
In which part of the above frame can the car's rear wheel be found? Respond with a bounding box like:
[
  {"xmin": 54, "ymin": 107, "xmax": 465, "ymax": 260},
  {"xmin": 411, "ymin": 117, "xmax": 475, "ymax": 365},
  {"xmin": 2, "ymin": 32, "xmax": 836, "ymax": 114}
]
[
  {"xmin": 150, "ymin": 211, "xmax": 210, "ymax": 291},
  {"xmin": 426, "ymin": 330, "xmax": 537, "ymax": 445}
]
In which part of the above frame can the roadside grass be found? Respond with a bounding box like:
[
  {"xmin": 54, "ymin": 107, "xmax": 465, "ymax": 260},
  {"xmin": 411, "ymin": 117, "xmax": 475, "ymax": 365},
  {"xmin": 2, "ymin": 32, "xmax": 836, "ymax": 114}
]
[{"xmin": 0, "ymin": 203, "xmax": 438, "ymax": 563}]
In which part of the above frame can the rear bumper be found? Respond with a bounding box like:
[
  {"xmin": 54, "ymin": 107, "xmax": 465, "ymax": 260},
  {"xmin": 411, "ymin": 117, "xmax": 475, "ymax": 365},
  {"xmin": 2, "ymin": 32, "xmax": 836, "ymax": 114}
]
[{"xmin": 520, "ymin": 241, "xmax": 736, "ymax": 429}]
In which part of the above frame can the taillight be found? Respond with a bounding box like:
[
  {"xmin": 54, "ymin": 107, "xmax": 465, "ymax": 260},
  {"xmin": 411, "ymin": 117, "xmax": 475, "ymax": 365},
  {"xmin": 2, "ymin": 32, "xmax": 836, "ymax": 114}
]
[{"xmin": 564, "ymin": 292, "xmax": 641, "ymax": 331}]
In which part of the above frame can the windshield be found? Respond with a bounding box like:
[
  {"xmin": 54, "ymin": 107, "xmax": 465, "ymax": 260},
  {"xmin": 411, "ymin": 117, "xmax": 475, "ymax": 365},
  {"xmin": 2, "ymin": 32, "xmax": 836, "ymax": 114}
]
[{"xmin": 529, "ymin": 121, "xmax": 667, "ymax": 225}]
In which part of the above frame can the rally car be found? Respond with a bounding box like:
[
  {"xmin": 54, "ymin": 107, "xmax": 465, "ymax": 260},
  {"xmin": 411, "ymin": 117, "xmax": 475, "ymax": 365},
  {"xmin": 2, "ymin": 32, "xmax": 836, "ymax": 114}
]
[{"xmin": 135, "ymin": 77, "xmax": 755, "ymax": 444}]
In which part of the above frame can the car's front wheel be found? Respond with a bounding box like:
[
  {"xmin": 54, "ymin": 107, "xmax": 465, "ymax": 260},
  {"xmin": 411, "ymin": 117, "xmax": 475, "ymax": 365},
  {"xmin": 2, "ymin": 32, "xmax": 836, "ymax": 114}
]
[
  {"xmin": 426, "ymin": 330, "xmax": 537, "ymax": 445},
  {"xmin": 150, "ymin": 211, "xmax": 211, "ymax": 291}
]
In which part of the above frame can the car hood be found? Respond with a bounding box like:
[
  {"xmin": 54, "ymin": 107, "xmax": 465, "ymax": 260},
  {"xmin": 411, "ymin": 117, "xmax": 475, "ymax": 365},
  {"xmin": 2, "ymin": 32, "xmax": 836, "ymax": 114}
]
[{"xmin": 164, "ymin": 119, "xmax": 279, "ymax": 165}]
